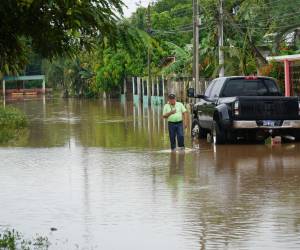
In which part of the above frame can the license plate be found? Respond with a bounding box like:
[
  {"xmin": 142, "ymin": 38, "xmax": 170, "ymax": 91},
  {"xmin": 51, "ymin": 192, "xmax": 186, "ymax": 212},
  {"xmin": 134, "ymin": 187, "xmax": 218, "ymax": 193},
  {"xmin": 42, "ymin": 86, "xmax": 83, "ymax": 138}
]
[{"xmin": 263, "ymin": 120, "xmax": 275, "ymax": 126}]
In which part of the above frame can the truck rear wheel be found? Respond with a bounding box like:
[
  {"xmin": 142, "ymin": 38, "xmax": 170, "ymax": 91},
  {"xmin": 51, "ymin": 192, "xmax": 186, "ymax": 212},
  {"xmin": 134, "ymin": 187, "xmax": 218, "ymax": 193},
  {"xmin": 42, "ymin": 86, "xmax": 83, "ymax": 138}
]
[
  {"xmin": 212, "ymin": 121, "xmax": 226, "ymax": 144},
  {"xmin": 226, "ymin": 130, "xmax": 237, "ymax": 143},
  {"xmin": 191, "ymin": 119, "xmax": 206, "ymax": 139},
  {"xmin": 293, "ymin": 131, "xmax": 300, "ymax": 142}
]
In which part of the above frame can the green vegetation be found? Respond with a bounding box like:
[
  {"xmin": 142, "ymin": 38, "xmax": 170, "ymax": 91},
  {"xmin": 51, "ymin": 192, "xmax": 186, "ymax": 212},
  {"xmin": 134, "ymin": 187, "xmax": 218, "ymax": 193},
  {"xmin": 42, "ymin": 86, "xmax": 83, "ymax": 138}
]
[
  {"xmin": 128, "ymin": 0, "xmax": 300, "ymax": 78},
  {"xmin": 0, "ymin": 229, "xmax": 49, "ymax": 249},
  {"xmin": 0, "ymin": 107, "xmax": 27, "ymax": 129},
  {"xmin": 0, "ymin": 107, "xmax": 28, "ymax": 143},
  {"xmin": 0, "ymin": 0, "xmax": 124, "ymax": 75},
  {"xmin": 2, "ymin": 0, "xmax": 300, "ymax": 95},
  {"xmin": 42, "ymin": 23, "xmax": 157, "ymax": 97},
  {"xmin": 42, "ymin": 0, "xmax": 300, "ymax": 96}
]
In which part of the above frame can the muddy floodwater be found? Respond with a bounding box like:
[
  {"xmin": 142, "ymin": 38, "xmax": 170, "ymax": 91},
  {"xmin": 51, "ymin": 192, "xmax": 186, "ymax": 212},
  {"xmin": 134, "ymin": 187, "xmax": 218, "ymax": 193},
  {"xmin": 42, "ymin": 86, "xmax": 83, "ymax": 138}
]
[{"xmin": 1, "ymin": 98, "xmax": 300, "ymax": 249}]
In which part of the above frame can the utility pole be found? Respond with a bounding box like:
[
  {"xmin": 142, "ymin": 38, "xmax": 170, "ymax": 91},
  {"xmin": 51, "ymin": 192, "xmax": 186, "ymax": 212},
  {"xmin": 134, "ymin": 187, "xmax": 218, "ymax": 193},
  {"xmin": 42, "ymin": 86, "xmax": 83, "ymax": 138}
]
[
  {"xmin": 193, "ymin": 0, "xmax": 200, "ymax": 93},
  {"xmin": 218, "ymin": 0, "xmax": 225, "ymax": 77},
  {"xmin": 147, "ymin": 3, "xmax": 152, "ymax": 102}
]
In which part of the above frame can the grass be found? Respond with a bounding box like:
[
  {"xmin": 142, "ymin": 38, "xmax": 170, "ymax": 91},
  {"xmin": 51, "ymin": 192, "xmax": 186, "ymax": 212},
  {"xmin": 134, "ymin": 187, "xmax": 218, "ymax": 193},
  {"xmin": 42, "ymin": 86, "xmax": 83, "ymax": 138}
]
[
  {"xmin": 0, "ymin": 106, "xmax": 28, "ymax": 143},
  {"xmin": 0, "ymin": 229, "xmax": 50, "ymax": 250},
  {"xmin": 0, "ymin": 107, "xmax": 27, "ymax": 129}
]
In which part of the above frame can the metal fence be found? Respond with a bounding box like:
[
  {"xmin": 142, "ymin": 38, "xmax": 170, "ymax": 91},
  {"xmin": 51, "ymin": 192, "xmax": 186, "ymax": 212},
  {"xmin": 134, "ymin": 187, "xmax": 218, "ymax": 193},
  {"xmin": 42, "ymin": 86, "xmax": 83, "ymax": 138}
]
[{"xmin": 121, "ymin": 76, "xmax": 211, "ymax": 105}]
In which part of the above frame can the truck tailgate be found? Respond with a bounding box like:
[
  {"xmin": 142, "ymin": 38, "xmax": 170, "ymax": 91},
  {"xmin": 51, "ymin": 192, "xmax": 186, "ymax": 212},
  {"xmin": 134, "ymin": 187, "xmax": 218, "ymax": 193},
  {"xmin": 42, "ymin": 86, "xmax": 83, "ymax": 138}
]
[{"xmin": 238, "ymin": 96, "xmax": 299, "ymax": 120}]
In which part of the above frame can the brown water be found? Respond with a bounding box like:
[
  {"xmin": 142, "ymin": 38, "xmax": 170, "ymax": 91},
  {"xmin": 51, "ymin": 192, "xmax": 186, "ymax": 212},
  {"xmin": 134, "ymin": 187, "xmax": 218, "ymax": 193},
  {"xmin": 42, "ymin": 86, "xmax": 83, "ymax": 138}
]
[{"xmin": 1, "ymin": 98, "xmax": 300, "ymax": 249}]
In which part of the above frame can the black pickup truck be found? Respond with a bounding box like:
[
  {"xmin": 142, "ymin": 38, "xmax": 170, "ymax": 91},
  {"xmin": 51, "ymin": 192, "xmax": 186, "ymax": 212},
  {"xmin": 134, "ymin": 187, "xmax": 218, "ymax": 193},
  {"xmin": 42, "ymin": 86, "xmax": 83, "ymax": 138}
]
[{"xmin": 188, "ymin": 76, "xmax": 300, "ymax": 144}]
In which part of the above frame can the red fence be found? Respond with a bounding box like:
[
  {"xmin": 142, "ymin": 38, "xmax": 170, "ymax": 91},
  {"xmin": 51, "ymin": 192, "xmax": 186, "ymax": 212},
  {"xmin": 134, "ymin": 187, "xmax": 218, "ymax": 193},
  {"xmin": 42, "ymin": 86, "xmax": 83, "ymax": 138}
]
[{"xmin": 0, "ymin": 88, "xmax": 52, "ymax": 95}]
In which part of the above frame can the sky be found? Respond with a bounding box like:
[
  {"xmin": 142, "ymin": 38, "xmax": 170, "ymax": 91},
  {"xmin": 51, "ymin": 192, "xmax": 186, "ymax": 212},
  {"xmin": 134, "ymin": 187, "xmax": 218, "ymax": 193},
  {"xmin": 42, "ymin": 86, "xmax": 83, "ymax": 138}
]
[{"xmin": 122, "ymin": 0, "xmax": 150, "ymax": 17}]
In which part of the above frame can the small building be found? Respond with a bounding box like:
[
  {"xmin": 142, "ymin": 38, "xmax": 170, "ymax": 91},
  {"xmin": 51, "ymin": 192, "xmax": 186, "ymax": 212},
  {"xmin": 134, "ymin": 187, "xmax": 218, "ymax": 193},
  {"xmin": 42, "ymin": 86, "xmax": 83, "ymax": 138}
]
[{"xmin": 267, "ymin": 54, "xmax": 300, "ymax": 96}]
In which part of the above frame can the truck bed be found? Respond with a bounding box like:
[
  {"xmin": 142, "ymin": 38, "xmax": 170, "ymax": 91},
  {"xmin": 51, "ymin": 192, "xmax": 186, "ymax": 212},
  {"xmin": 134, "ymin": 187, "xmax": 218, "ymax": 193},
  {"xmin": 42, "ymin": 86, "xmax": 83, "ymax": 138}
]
[{"xmin": 237, "ymin": 96, "xmax": 299, "ymax": 120}]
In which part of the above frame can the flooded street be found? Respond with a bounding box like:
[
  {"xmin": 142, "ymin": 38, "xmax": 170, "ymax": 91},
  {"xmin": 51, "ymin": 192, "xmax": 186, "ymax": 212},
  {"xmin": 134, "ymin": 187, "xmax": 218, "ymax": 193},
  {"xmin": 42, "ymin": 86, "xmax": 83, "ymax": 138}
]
[{"xmin": 1, "ymin": 98, "xmax": 300, "ymax": 249}]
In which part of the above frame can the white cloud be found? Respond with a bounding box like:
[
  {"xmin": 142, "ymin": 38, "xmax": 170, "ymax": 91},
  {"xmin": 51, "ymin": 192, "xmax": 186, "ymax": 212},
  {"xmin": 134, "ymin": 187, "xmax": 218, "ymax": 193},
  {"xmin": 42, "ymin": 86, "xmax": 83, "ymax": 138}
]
[{"xmin": 122, "ymin": 0, "xmax": 151, "ymax": 17}]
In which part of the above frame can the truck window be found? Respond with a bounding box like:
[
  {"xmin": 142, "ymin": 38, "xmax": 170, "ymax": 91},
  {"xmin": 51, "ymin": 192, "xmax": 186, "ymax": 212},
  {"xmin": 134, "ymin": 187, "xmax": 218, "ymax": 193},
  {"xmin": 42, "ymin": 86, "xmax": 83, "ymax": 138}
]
[
  {"xmin": 221, "ymin": 78, "xmax": 278, "ymax": 97},
  {"xmin": 264, "ymin": 79, "xmax": 281, "ymax": 95},
  {"xmin": 205, "ymin": 80, "xmax": 216, "ymax": 97},
  {"xmin": 210, "ymin": 79, "xmax": 224, "ymax": 98}
]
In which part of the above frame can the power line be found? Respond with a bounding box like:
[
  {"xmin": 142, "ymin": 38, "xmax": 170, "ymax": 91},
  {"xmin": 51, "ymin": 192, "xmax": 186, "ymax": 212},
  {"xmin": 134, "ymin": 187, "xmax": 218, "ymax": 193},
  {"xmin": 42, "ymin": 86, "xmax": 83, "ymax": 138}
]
[
  {"xmin": 236, "ymin": 11, "xmax": 300, "ymax": 24},
  {"xmin": 151, "ymin": 21, "xmax": 215, "ymax": 33},
  {"xmin": 233, "ymin": 22, "xmax": 300, "ymax": 31},
  {"xmin": 224, "ymin": 11, "xmax": 300, "ymax": 33},
  {"xmin": 224, "ymin": 10, "xmax": 268, "ymax": 64},
  {"xmin": 152, "ymin": 29, "xmax": 193, "ymax": 34},
  {"xmin": 239, "ymin": 0, "xmax": 300, "ymax": 10},
  {"xmin": 152, "ymin": 3, "xmax": 192, "ymax": 13},
  {"xmin": 152, "ymin": 26, "xmax": 212, "ymax": 34},
  {"xmin": 174, "ymin": 23, "xmax": 193, "ymax": 29},
  {"xmin": 171, "ymin": 8, "xmax": 193, "ymax": 14},
  {"xmin": 170, "ymin": 11, "xmax": 193, "ymax": 18}
]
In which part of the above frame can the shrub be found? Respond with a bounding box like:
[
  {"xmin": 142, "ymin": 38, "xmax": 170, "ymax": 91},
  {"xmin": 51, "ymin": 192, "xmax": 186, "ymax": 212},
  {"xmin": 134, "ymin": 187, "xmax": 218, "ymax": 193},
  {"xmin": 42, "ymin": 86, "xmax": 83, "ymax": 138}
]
[
  {"xmin": 0, "ymin": 107, "xmax": 28, "ymax": 143},
  {"xmin": 0, "ymin": 229, "xmax": 50, "ymax": 249},
  {"xmin": 0, "ymin": 107, "xmax": 27, "ymax": 129}
]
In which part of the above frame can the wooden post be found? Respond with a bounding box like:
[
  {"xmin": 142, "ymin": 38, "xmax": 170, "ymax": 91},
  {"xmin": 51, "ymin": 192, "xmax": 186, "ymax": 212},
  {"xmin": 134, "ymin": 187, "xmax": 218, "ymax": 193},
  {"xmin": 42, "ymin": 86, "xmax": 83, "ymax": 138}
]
[
  {"xmin": 147, "ymin": 78, "xmax": 150, "ymax": 105},
  {"xmin": 137, "ymin": 77, "xmax": 141, "ymax": 101},
  {"xmin": 157, "ymin": 104, "xmax": 160, "ymax": 133},
  {"xmin": 137, "ymin": 101, "xmax": 142, "ymax": 129},
  {"xmin": 2, "ymin": 80, "xmax": 5, "ymax": 108},
  {"xmin": 284, "ymin": 60, "xmax": 291, "ymax": 97},
  {"xmin": 123, "ymin": 78, "xmax": 127, "ymax": 95},
  {"xmin": 151, "ymin": 78, "xmax": 154, "ymax": 97},
  {"xmin": 156, "ymin": 76, "xmax": 159, "ymax": 96},
  {"xmin": 43, "ymin": 94, "xmax": 46, "ymax": 119},
  {"xmin": 141, "ymin": 77, "xmax": 145, "ymax": 96},
  {"xmin": 133, "ymin": 101, "xmax": 136, "ymax": 131},
  {"xmin": 132, "ymin": 77, "xmax": 135, "ymax": 96},
  {"xmin": 183, "ymin": 81, "xmax": 186, "ymax": 102},
  {"xmin": 162, "ymin": 75, "xmax": 165, "ymax": 99},
  {"xmin": 193, "ymin": 0, "xmax": 200, "ymax": 94},
  {"xmin": 218, "ymin": 0, "xmax": 225, "ymax": 77},
  {"xmin": 2, "ymin": 80, "xmax": 5, "ymax": 97},
  {"xmin": 42, "ymin": 78, "xmax": 46, "ymax": 94}
]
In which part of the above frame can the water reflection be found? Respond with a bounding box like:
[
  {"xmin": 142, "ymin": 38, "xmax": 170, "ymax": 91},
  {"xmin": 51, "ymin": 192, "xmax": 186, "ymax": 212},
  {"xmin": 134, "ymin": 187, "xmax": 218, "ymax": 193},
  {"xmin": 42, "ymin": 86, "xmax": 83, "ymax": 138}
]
[
  {"xmin": 81, "ymin": 148, "xmax": 92, "ymax": 247},
  {"xmin": 192, "ymin": 144, "xmax": 300, "ymax": 250},
  {"xmin": 169, "ymin": 152, "xmax": 185, "ymax": 177},
  {"xmin": 5, "ymin": 98, "xmax": 171, "ymax": 149},
  {"xmin": 0, "ymin": 98, "xmax": 300, "ymax": 249}
]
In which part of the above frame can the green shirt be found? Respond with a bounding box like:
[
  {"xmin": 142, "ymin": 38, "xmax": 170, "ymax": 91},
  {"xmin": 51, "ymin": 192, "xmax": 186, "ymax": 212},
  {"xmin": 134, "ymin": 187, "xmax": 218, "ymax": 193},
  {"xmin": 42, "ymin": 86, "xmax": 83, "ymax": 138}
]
[{"xmin": 163, "ymin": 102, "xmax": 187, "ymax": 122}]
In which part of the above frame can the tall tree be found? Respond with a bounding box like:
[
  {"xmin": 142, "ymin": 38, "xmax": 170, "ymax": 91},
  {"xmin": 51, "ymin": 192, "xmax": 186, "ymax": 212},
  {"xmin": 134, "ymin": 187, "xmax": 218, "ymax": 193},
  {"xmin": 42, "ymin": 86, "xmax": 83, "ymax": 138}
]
[{"xmin": 0, "ymin": 0, "xmax": 124, "ymax": 75}]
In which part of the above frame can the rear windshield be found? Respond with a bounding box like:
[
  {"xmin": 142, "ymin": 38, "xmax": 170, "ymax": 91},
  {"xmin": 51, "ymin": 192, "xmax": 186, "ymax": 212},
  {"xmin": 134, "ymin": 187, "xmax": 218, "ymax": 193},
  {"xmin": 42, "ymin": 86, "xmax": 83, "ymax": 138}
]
[{"xmin": 221, "ymin": 78, "xmax": 281, "ymax": 97}]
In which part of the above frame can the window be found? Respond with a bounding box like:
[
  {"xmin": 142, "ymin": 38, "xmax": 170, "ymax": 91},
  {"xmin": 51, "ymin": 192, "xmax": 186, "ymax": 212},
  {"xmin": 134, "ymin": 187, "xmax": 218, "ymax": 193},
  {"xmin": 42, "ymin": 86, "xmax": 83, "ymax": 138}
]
[
  {"xmin": 210, "ymin": 79, "xmax": 224, "ymax": 98},
  {"xmin": 205, "ymin": 80, "xmax": 216, "ymax": 97},
  {"xmin": 221, "ymin": 78, "xmax": 277, "ymax": 97},
  {"xmin": 264, "ymin": 79, "xmax": 281, "ymax": 95}
]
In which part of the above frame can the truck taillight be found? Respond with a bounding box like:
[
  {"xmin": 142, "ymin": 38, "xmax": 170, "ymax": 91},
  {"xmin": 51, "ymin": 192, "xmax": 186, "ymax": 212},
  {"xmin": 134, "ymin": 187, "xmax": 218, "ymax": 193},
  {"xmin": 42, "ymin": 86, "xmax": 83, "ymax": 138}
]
[{"xmin": 234, "ymin": 101, "xmax": 240, "ymax": 116}]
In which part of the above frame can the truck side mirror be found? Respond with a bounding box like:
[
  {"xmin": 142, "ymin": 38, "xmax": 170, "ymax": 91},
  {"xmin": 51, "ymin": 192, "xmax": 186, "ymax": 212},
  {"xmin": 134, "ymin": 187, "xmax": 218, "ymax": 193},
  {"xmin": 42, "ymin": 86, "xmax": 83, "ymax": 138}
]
[
  {"xmin": 196, "ymin": 94, "xmax": 206, "ymax": 99},
  {"xmin": 187, "ymin": 88, "xmax": 195, "ymax": 97}
]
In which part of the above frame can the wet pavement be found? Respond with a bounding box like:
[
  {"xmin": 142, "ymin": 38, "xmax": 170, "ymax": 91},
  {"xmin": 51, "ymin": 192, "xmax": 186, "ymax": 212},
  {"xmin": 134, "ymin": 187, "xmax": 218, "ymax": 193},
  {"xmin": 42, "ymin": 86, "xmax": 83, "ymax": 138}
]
[{"xmin": 0, "ymin": 98, "xmax": 300, "ymax": 249}]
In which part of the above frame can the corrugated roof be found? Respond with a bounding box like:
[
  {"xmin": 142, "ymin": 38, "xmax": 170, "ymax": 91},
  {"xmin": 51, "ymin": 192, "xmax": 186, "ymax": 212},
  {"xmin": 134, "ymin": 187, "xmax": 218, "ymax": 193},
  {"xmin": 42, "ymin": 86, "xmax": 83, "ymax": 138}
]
[{"xmin": 267, "ymin": 54, "xmax": 300, "ymax": 62}]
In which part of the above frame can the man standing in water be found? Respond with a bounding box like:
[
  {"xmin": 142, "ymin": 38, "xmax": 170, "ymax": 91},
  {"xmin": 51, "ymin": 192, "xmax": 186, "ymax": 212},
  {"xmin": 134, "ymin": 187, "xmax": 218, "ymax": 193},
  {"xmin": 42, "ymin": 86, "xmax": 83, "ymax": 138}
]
[{"xmin": 163, "ymin": 94, "xmax": 188, "ymax": 151}]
